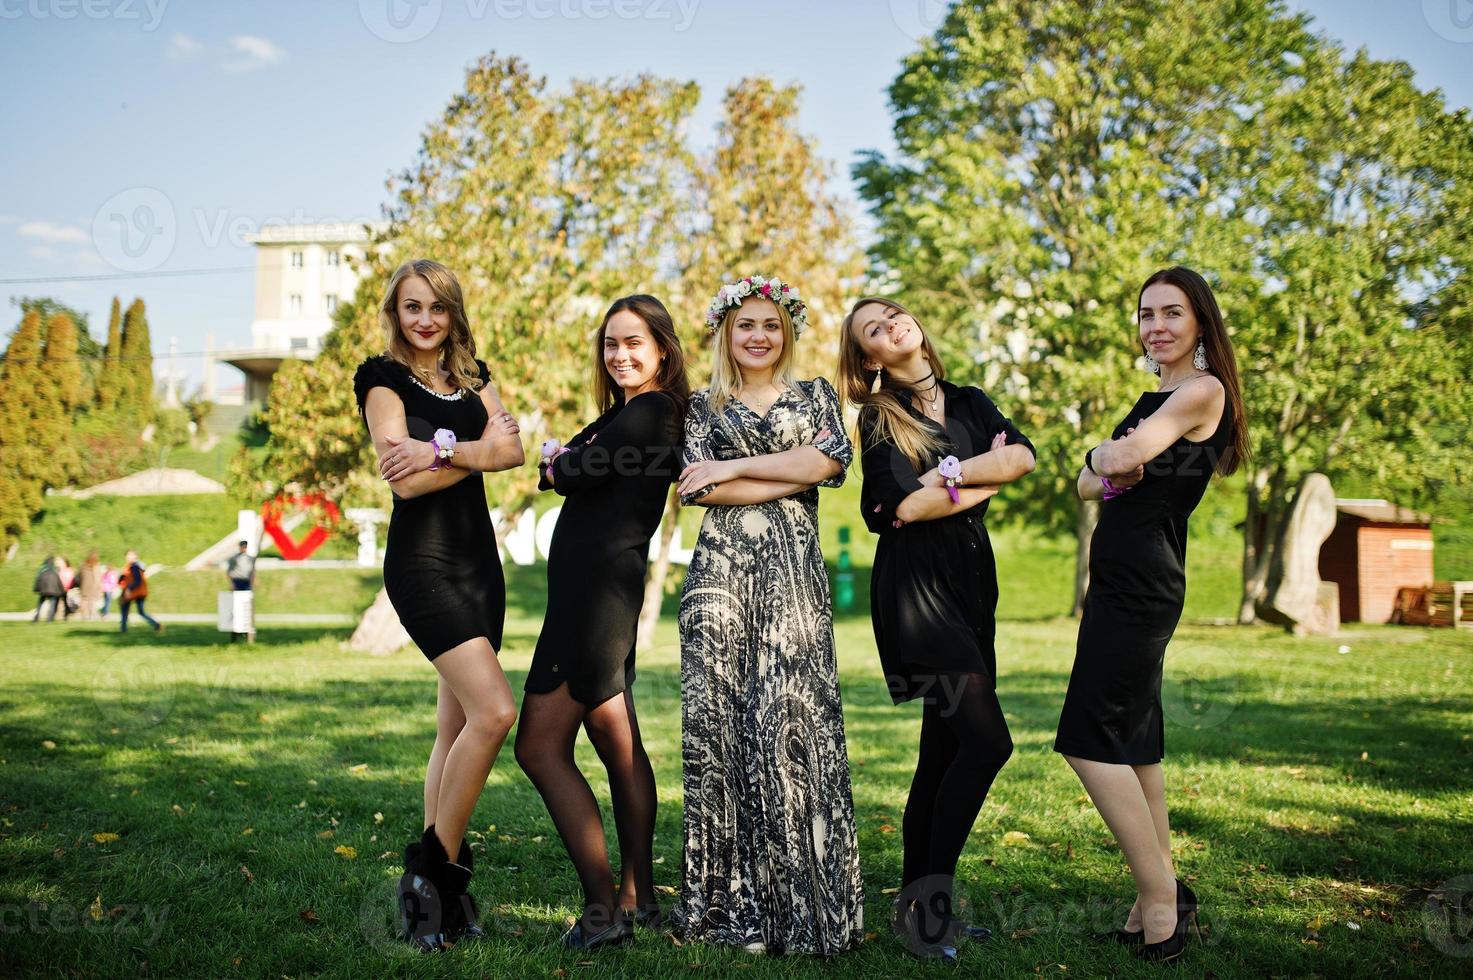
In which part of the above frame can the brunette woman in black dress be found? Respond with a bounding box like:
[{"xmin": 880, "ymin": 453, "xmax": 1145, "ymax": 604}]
[
  {"xmin": 513, "ymin": 295, "xmax": 688, "ymax": 951},
  {"xmin": 837, "ymin": 297, "xmax": 1035, "ymax": 966},
  {"xmin": 356, "ymin": 259, "xmax": 525, "ymax": 952},
  {"xmin": 1054, "ymin": 266, "xmax": 1248, "ymax": 963}
]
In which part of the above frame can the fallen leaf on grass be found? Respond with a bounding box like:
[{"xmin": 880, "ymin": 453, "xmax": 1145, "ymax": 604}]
[
  {"xmin": 655, "ymin": 885, "xmax": 677, "ymax": 896},
  {"xmin": 170, "ymin": 804, "xmax": 186, "ymax": 817},
  {"xmin": 1001, "ymin": 831, "xmax": 1032, "ymax": 846},
  {"xmin": 41, "ymin": 740, "xmax": 56, "ymax": 750},
  {"xmin": 92, "ymin": 832, "xmax": 120, "ymax": 844},
  {"xmin": 348, "ymin": 763, "xmax": 368, "ymax": 773},
  {"xmin": 89, "ymin": 895, "xmax": 103, "ymax": 921},
  {"xmin": 241, "ymin": 828, "xmax": 253, "ymax": 836},
  {"xmin": 240, "ymin": 865, "xmax": 254, "ymax": 882},
  {"xmin": 877, "ymin": 824, "xmax": 896, "ymax": 833},
  {"xmin": 334, "ymin": 845, "xmax": 357, "ymax": 859},
  {"xmin": 373, "ymin": 812, "xmax": 383, "ymax": 824},
  {"xmin": 300, "ymin": 908, "xmax": 319, "ymax": 924},
  {"xmin": 317, "ymin": 829, "xmax": 335, "ymax": 839}
]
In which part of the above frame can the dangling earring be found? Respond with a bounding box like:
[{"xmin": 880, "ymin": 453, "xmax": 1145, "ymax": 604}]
[
  {"xmin": 1193, "ymin": 340, "xmax": 1208, "ymax": 371},
  {"xmin": 870, "ymin": 366, "xmax": 884, "ymax": 394},
  {"xmin": 1145, "ymin": 353, "xmax": 1160, "ymax": 375}
]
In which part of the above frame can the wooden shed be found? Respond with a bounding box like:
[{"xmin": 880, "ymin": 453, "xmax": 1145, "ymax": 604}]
[{"xmin": 1318, "ymin": 499, "xmax": 1434, "ymax": 623}]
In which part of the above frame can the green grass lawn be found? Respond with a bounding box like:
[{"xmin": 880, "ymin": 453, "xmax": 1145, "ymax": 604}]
[{"xmin": 1, "ymin": 567, "xmax": 1469, "ymax": 978}]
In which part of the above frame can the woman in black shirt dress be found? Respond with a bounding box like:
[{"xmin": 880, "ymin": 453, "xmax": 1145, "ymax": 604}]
[
  {"xmin": 1054, "ymin": 266, "xmax": 1248, "ymax": 963},
  {"xmin": 838, "ymin": 297, "xmax": 1036, "ymax": 965},
  {"xmin": 513, "ymin": 295, "xmax": 688, "ymax": 951},
  {"xmin": 357, "ymin": 259, "xmax": 525, "ymax": 952}
]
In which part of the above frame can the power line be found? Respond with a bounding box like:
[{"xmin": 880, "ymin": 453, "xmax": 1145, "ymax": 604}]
[{"xmin": 0, "ymin": 264, "xmax": 256, "ymax": 284}]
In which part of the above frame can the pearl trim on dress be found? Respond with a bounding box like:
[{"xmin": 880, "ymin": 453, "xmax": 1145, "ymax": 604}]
[{"xmin": 406, "ymin": 372, "xmax": 468, "ymax": 401}]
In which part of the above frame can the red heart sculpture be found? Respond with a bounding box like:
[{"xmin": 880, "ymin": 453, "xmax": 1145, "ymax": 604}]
[{"xmin": 261, "ymin": 493, "xmax": 342, "ymax": 561}]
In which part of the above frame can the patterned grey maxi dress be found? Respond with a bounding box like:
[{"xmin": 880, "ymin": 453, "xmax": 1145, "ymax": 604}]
[{"xmin": 672, "ymin": 378, "xmax": 865, "ymax": 956}]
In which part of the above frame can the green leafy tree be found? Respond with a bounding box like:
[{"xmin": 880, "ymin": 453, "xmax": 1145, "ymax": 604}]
[
  {"xmin": 40, "ymin": 312, "xmax": 83, "ymax": 485},
  {"xmin": 118, "ymin": 298, "xmax": 155, "ymax": 424},
  {"xmin": 95, "ymin": 297, "xmax": 124, "ymax": 413},
  {"xmin": 0, "ymin": 311, "xmax": 49, "ymax": 550}
]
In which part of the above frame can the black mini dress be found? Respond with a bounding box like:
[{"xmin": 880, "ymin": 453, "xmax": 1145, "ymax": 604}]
[
  {"xmin": 353, "ymin": 354, "xmax": 506, "ymax": 661},
  {"xmin": 525, "ymin": 390, "xmax": 682, "ymax": 706},
  {"xmin": 858, "ymin": 381, "xmax": 1034, "ymax": 703},
  {"xmin": 1053, "ymin": 391, "xmax": 1231, "ymax": 764}
]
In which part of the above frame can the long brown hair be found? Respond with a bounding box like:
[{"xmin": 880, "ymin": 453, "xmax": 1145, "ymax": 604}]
[
  {"xmin": 1138, "ymin": 266, "xmax": 1249, "ymax": 475},
  {"xmin": 836, "ymin": 296, "xmax": 949, "ymax": 471},
  {"xmin": 592, "ymin": 294, "xmax": 690, "ymax": 418},
  {"xmin": 380, "ymin": 259, "xmax": 484, "ymax": 393}
]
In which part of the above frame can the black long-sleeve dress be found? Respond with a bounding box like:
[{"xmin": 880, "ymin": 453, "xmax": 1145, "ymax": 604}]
[
  {"xmin": 525, "ymin": 390, "xmax": 682, "ymax": 706},
  {"xmin": 1053, "ymin": 391, "xmax": 1232, "ymax": 764},
  {"xmin": 858, "ymin": 381, "xmax": 1034, "ymax": 703},
  {"xmin": 353, "ymin": 354, "xmax": 505, "ymax": 661}
]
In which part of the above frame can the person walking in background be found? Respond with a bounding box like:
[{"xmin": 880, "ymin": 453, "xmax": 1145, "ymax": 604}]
[
  {"xmin": 78, "ymin": 553, "xmax": 103, "ymax": 621},
  {"xmin": 31, "ymin": 556, "xmax": 64, "ymax": 623},
  {"xmin": 56, "ymin": 557, "xmax": 78, "ymax": 620},
  {"xmin": 118, "ymin": 550, "xmax": 162, "ymax": 634},
  {"xmin": 99, "ymin": 563, "xmax": 119, "ymax": 618},
  {"xmin": 225, "ymin": 540, "xmax": 256, "ymax": 591},
  {"xmin": 1054, "ymin": 266, "xmax": 1248, "ymax": 965}
]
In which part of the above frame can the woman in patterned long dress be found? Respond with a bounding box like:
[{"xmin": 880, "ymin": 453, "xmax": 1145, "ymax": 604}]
[{"xmin": 670, "ymin": 276, "xmax": 864, "ymax": 956}]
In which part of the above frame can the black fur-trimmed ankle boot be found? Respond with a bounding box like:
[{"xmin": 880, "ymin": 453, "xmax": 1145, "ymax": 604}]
[
  {"xmin": 397, "ymin": 826, "xmax": 456, "ymax": 952},
  {"xmin": 446, "ymin": 836, "xmax": 485, "ymax": 942}
]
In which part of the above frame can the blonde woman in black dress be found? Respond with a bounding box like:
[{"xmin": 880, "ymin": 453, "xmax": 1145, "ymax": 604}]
[
  {"xmin": 1054, "ymin": 266, "xmax": 1248, "ymax": 963},
  {"xmin": 837, "ymin": 296, "xmax": 1035, "ymax": 966},
  {"xmin": 357, "ymin": 259, "xmax": 525, "ymax": 951},
  {"xmin": 514, "ymin": 295, "xmax": 688, "ymax": 951}
]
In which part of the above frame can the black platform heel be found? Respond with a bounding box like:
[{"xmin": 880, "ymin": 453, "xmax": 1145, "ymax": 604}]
[
  {"xmin": 898, "ymin": 898, "xmax": 959, "ymax": 966},
  {"xmin": 560, "ymin": 909, "xmax": 634, "ymax": 950},
  {"xmin": 1135, "ymin": 880, "xmax": 1200, "ymax": 963},
  {"xmin": 397, "ymin": 830, "xmax": 449, "ymax": 953}
]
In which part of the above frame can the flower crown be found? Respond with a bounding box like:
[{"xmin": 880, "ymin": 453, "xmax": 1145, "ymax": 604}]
[{"xmin": 705, "ymin": 274, "xmax": 808, "ymax": 337}]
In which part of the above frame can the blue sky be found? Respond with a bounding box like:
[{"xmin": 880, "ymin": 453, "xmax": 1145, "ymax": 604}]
[{"xmin": 2, "ymin": 0, "xmax": 1469, "ymax": 389}]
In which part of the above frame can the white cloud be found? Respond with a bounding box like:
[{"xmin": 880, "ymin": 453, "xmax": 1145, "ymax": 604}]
[
  {"xmin": 167, "ymin": 33, "xmax": 204, "ymax": 60},
  {"xmin": 18, "ymin": 220, "xmax": 90, "ymax": 245},
  {"xmin": 221, "ymin": 34, "xmax": 284, "ymax": 73}
]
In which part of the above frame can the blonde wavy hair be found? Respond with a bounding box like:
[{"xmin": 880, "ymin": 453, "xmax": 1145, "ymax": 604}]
[
  {"xmin": 836, "ymin": 296, "xmax": 948, "ymax": 471},
  {"xmin": 706, "ymin": 295, "xmax": 798, "ymax": 413},
  {"xmin": 380, "ymin": 259, "xmax": 484, "ymax": 393}
]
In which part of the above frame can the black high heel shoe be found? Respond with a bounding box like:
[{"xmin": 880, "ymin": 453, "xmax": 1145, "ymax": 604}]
[
  {"xmin": 621, "ymin": 904, "xmax": 665, "ymax": 930},
  {"xmin": 1135, "ymin": 880, "xmax": 1201, "ymax": 963},
  {"xmin": 447, "ymin": 837, "xmax": 486, "ymax": 942},
  {"xmin": 898, "ymin": 899, "xmax": 959, "ymax": 966},
  {"xmin": 561, "ymin": 910, "xmax": 634, "ymax": 951}
]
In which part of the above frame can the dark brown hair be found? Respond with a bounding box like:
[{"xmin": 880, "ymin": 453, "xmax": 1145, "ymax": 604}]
[
  {"xmin": 1138, "ymin": 266, "xmax": 1249, "ymax": 475},
  {"xmin": 592, "ymin": 294, "xmax": 690, "ymax": 418}
]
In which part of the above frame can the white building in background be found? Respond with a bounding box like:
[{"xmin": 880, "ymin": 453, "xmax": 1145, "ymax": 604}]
[{"xmin": 209, "ymin": 222, "xmax": 387, "ymax": 406}]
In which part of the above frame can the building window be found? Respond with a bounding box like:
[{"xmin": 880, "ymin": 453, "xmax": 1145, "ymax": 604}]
[
  {"xmin": 290, "ymin": 337, "xmax": 310, "ymax": 351},
  {"xmin": 289, "ymin": 294, "xmax": 302, "ymax": 314},
  {"xmin": 326, "ymin": 250, "xmax": 340, "ymax": 267},
  {"xmin": 325, "ymin": 294, "xmax": 339, "ymax": 313},
  {"xmin": 290, "ymin": 250, "xmax": 304, "ymax": 268}
]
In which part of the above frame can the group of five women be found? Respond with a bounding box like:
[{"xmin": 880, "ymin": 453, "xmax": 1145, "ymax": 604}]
[{"xmin": 353, "ymin": 258, "xmax": 1246, "ymax": 966}]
